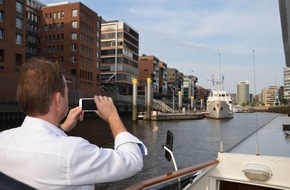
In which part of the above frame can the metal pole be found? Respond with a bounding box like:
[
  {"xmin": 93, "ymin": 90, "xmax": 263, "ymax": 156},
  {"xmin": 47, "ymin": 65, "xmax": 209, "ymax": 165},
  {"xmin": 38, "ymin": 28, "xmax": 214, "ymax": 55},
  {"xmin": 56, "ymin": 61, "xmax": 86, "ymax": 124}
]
[
  {"xmin": 115, "ymin": 22, "xmax": 118, "ymax": 83},
  {"xmin": 172, "ymin": 91, "xmax": 175, "ymax": 112},
  {"xmin": 132, "ymin": 78, "xmax": 138, "ymax": 121},
  {"xmin": 163, "ymin": 146, "xmax": 178, "ymax": 171},
  {"xmin": 146, "ymin": 78, "xmax": 152, "ymax": 120}
]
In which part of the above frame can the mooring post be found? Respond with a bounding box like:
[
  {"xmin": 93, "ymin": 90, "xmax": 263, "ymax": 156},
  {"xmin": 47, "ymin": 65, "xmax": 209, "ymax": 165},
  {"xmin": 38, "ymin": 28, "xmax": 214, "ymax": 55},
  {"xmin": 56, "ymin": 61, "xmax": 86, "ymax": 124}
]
[
  {"xmin": 178, "ymin": 91, "xmax": 182, "ymax": 112},
  {"xmin": 146, "ymin": 78, "xmax": 152, "ymax": 120},
  {"xmin": 190, "ymin": 96, "xmax": 194, "ymax": 111},
  {"xmin": 132, "ymin": 78, "xmax": 138, "ymax": 121}
]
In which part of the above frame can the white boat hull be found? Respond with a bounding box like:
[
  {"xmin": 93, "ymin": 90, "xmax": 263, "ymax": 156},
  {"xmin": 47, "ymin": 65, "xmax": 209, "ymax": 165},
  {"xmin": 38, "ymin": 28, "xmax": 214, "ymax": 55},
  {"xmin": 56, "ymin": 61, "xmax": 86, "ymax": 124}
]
[
  {"xmin": 206, "ymin": 100, "xmax": 233, "ymax": 119},
  {"xmin": 187, "ymin": 152, "xmax": 290, "ymax": 190}
]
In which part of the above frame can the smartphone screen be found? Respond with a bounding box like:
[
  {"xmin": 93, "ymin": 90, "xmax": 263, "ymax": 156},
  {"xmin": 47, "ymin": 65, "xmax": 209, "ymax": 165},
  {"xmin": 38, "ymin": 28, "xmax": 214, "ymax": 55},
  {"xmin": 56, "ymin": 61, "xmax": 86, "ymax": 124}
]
[{"xmin": 79, "ymin": 98, "xmax": 96, "ymax": 112}]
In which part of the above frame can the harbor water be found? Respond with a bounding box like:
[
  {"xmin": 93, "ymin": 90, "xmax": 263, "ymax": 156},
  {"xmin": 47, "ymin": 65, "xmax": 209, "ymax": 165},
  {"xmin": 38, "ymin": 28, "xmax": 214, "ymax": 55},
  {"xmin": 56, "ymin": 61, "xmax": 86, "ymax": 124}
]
[{"xmin": 0, "ymin": 112, "xmax": 285, "ymax": 189}]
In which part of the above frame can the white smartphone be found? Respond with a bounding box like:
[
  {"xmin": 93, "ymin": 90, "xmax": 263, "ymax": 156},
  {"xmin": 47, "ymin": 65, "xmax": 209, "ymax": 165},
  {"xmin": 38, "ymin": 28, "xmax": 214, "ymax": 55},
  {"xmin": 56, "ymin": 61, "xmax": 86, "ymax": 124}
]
[{"xmin": 79, "ymin": 98, "xmax": 97, "ymax": 112}]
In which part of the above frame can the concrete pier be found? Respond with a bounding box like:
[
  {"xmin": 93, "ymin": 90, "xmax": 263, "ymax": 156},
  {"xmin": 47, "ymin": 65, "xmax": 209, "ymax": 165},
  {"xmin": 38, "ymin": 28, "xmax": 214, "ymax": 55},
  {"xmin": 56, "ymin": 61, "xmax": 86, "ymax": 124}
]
[{"xmin": 150, "ymin": 112, "xmax": 205, "ymax": 121}]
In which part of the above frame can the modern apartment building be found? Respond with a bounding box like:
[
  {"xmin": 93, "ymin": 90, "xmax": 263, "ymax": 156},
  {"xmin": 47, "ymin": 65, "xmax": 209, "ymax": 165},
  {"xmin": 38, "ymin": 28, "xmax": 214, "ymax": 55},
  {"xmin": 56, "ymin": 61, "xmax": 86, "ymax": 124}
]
[
  {"xmin": 101, "ymin": 20, "xmax": 139, "ymax": 95},
  {"xmin": 158, "ymin": 61, "xmax": 168, "ymax": 96},
  {"xmin": 138, "ymin": 55, "xmax": 160, "ymax": 95},
  {"xmin": 236, "ymin": 81, "xmax": 250, "ymax": 105},
  {"xmin": 41, "ymin": 2, "xmax": 102, "ymax": 103},
  {"xmin": 0, "ymin": 0, "xmax": 44, "ymax": 102},
  {"xmin": 167, "ymin": 67, "xmax": 183, "ymax": 89},
  {"xmin": 284, "ymin": 66, "xmax": 290, "ymax": 100},
  {"xmin": 262, "ymin": 86, "xmax": 278, "ymax": 106},
  {"xmin": 182, "ymin": 75, "xmax": 198, "ymax": 100}
]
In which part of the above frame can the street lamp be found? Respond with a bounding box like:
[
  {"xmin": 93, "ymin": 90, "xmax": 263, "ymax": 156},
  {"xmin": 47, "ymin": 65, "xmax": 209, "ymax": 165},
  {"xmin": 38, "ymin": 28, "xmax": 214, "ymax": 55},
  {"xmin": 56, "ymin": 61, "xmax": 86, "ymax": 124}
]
[{"xmin": 169, "ymin": 84, "xmax": 178, "ymax": 112}]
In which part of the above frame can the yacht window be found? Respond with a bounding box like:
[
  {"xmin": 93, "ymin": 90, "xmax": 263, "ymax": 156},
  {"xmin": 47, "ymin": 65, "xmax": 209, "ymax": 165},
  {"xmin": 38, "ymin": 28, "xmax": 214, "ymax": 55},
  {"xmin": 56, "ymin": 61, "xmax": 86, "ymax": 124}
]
[{"xmin": 219, "ymin": 180, "xmax": 279, "ymax": 190}]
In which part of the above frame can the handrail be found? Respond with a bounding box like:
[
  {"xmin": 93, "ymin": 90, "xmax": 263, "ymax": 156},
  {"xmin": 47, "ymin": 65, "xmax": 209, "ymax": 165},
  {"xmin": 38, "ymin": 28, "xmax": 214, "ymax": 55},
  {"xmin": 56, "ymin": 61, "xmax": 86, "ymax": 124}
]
[{"xmin": 125, "ymin": 159, "xmax": 219, "ymax": 190}]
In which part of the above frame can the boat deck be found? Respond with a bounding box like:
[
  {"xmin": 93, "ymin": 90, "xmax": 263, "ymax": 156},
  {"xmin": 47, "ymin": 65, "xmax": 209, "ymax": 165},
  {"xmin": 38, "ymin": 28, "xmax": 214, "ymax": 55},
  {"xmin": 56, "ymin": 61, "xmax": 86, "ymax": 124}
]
[{"xmin": 230, "ymin": 114, "xmax": 290, "ymax": 157}]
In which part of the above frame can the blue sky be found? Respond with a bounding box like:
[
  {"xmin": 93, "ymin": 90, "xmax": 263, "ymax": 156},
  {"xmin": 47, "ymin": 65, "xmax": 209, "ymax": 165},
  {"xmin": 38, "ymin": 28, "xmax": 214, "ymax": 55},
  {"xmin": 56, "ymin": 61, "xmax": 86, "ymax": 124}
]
[{"xmin": 42, "ymin": 0, "xmax": 285, "ymax": 94}]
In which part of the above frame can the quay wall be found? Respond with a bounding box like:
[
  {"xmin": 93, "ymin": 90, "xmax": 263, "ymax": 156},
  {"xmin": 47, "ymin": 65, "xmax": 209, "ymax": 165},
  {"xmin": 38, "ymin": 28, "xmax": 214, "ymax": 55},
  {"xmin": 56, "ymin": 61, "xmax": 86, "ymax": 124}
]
[
  {"xmin": 1, "ymin": 103, "xmax": 289, "ymax": 122},
  {"xmin": 0, "ymin": 103, "xmax": 144, "ymax": 122},
  {"xmin": 255, "ymin": 105, "xmax": 290, "ymax": 114}
]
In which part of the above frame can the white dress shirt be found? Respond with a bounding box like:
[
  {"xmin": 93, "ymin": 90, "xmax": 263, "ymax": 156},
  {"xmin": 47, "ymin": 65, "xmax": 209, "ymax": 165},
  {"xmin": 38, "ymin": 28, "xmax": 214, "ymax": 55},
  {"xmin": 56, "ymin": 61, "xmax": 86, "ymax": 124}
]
[{"xmin": 0, "ymin": 116, "xmax": 147, "ymax": 190}]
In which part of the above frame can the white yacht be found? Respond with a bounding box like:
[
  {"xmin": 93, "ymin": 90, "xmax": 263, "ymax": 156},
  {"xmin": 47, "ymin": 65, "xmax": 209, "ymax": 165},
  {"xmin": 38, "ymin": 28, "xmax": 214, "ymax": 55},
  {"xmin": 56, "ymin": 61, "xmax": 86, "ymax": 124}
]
[
  {"xmin": 233, "ymin": 104, "xmax": 243, "ymax": 113},
  {"xmin": 205, "ymin": 90, "xmax": 233, "ymax": 119}
]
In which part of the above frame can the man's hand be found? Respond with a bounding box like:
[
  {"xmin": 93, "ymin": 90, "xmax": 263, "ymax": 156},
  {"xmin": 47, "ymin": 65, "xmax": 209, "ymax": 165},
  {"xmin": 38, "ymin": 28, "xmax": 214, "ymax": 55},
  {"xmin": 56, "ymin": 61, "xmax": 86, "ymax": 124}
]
[
  {"xmin": 60, "ymin": 107, "xmax": 84, "ymax": 132},
  {"xmin": 94, "ymin": 95, "xmax": 127, "ymax": 137}
]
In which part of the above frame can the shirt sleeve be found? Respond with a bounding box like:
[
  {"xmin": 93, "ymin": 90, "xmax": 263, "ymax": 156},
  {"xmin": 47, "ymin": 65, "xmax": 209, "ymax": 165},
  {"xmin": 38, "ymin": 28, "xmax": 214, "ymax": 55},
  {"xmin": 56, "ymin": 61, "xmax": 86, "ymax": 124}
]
[
  {"xmin": 68, "ymin": 132, "xmax": 147, "ymax": 185},
  {"xmin": 114, "ymin": 132, "xmax": 148, "ymax": 155}
]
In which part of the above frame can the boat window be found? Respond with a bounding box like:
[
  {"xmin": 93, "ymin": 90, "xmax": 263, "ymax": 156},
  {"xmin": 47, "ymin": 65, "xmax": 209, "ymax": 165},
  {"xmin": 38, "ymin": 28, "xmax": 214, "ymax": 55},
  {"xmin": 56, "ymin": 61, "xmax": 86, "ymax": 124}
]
[{"xmin": 219, "ymin": 180, "xmax": 279, "ymax": 190}]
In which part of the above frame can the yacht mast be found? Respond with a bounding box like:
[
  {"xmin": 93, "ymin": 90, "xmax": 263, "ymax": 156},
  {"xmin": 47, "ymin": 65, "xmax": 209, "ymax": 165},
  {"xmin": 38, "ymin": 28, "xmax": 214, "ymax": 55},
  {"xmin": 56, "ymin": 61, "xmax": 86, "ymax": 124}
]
[{"xmin": 218, "ymin": 53, "xmax": 221, "ymax": 93}]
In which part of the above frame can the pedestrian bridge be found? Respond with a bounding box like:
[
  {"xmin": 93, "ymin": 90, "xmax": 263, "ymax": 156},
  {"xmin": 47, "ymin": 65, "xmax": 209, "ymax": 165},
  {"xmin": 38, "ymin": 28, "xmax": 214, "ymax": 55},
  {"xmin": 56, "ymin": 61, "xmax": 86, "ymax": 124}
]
[
  {"xmin": 109, "ymin": 93, "xmax": 174, "ymax": 113},
  {"xmin": 101, "ymin": 85, "xmax": 174, "ymax": 113}
]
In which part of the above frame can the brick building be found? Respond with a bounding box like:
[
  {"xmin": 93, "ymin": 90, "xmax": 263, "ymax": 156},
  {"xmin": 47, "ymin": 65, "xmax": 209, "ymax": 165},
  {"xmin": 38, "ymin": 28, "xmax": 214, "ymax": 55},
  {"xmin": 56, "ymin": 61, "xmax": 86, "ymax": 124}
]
[
  {"xmin": 0, "ymin": 0, "xmax": 44, "ymax": 103},
  {"xmin": 41, "ymin": 2, "xmax": 102, "ymax": 104},
  {"xmin": 138, "ymin": 55, "xmax": 160, "ymax": 95}
]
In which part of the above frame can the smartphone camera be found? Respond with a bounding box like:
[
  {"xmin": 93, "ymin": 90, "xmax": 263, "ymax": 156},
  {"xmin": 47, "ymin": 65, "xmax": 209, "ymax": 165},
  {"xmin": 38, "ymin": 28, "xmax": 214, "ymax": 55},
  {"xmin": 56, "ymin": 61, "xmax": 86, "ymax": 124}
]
[{"xmin": 79, "ymin": 98, "xmax": 97, "ymax": 112}]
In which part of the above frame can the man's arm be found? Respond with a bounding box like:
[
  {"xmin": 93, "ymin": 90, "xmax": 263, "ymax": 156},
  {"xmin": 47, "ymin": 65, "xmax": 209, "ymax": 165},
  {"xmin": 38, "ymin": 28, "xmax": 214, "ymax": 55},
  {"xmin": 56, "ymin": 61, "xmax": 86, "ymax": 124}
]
[{"xmin": 94, "ymin": 95, "xmax": 127, "ymax": 137}]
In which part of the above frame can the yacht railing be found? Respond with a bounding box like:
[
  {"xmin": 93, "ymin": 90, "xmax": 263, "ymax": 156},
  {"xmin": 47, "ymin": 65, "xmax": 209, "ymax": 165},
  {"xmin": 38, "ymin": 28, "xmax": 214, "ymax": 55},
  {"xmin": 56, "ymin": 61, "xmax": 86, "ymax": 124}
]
[{"xmin": 125, "ymin": 159, "xmax": 218, "ymax": 190}]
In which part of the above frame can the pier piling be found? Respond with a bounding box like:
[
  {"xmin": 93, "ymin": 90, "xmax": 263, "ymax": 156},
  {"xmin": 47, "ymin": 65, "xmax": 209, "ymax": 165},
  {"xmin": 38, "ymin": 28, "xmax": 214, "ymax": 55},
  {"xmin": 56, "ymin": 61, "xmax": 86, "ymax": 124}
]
[
  {"xmin": 132, "ymin": 78, "xmax": 138, "ymax": 121},
  {"xmin": 146, "ymin": 78, "xmax": 152, "ymax": 120}
]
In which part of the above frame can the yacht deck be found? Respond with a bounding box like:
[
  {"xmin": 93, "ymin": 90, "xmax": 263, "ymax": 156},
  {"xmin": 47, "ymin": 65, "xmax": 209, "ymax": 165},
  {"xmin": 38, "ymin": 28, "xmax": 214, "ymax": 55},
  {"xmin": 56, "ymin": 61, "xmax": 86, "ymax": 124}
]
[{"xmin": 230, "ymin": 114, "xmax": 290, "ymax": 157}]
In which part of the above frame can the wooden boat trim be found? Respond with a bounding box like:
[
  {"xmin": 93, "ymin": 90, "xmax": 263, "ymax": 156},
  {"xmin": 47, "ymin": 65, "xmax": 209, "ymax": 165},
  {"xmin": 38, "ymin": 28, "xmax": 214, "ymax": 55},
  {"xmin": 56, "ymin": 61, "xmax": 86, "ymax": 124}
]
[{"xmin": 125, "ymin": 159, "xmax": 219, "ymax": 190}]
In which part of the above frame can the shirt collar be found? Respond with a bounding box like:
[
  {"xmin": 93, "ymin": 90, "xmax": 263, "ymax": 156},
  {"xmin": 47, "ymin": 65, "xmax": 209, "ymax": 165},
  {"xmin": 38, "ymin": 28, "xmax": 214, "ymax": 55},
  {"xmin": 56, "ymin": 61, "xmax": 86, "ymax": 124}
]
[{"xmin": 21, "ymin": 116, "xmax": 67, "ymax": 137}]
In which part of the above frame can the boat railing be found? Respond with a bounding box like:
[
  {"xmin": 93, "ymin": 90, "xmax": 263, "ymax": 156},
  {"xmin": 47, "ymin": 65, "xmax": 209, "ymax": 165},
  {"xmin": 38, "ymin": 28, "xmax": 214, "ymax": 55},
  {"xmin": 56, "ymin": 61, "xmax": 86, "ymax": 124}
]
[{"xmin": 125, "ymin": 159, "xmax": 218, "ymax": 190}]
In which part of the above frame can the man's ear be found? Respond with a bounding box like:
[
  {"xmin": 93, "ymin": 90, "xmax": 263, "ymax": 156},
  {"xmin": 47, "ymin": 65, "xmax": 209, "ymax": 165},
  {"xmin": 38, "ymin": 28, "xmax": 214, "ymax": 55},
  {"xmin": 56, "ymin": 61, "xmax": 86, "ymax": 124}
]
[{"xmin": 55, "ymin": 92, "xmax": 62, "ymax": 106}]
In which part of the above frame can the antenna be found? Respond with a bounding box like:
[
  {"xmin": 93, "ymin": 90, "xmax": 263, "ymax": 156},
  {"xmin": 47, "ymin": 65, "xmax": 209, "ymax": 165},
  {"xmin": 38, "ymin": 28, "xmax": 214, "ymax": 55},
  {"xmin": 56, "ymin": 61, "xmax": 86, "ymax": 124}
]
[
  {"xmin": 218, "ymin": 52, "xmax": 224, "ymax": 153},
  {"xmin": 218, "ymin": 52, "xmax": 221, "ymax": 92},
  {"xmin": 253, "ymin": 49, "xmax": 260, "ymax": 156}
]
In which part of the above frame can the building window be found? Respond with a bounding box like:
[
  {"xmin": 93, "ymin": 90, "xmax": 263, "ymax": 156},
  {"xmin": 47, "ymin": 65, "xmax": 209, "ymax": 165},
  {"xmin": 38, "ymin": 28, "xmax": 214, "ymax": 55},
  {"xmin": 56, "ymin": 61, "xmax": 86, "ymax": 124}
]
[
  {"xmin": 0, "ymin": 0, "xmax": 4, "ymax": 5},
  {"xmin": 71, "ymin": 44, "xmax": 77, "ymax": 51},
  {"xmin": 0, "ymin": 29, "xmax": 3, "ymax": 39},
  {"xmin": 0, "ymin": 11, "xmax": 4, "ymax": 22},
  {"xmin": 71, "ymin": 32, "xmax": 77, "ymax": 40},
  {"xmin": 16, "ymin": 2, "xmax": 23, "ymax": 13},
  {"xmin": 15, "ymin": 54, "xmax": 22, "ymax": 66},
  {"xmin": 61, "ymin": 11, "xmax": 64, "ymax": 18},
  {"xmin": 72, "ymin": 21, "xmax": 77, "ymax": 28},
  {"xmin": 16, "ymin": 18, "xmax": 23, "ymax": 29},
  {"xmin": 0, "ymin": 49, "xmax": 4, "ymax": 62},
  {"xmin": 16, "ymin": 34, "xmax": 22, "ymax": 45},
  {"xmin": 72, "ymin": 9, "xmax": 77, "ymax": 17},
  {"xmin": 71, "ymin": 55, "xmax": 76, "ymax": 63}
]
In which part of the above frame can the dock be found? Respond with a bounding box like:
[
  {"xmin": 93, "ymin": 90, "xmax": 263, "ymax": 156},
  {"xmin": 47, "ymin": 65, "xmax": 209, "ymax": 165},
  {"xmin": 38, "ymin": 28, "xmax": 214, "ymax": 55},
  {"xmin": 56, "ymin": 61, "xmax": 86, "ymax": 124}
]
[{"xmin": 141, "ymin": 111, "xmax": 205, "ymax": 121}]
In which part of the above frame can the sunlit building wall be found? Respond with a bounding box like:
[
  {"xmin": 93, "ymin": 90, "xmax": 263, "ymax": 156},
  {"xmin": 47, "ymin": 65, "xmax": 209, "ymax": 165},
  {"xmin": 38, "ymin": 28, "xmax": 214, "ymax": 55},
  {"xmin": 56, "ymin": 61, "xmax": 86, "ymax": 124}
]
[
  {"xmin": 101, "ymin": 20, "xmax": 139, "ymax": 95},
  {"xmin": 236, "ymin": 81, "xmax": 250, "ymax": 105},
  {"xmin": 262, "ymin": 86, "xmax": 278, "ymax": 106},
  {"xmin": 284, "ymin": 66, "xmax": 290, "ymax": 100},
  {"xmin": 41, "ymin": 2, "xmax": 102, "ymax": 103}
]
